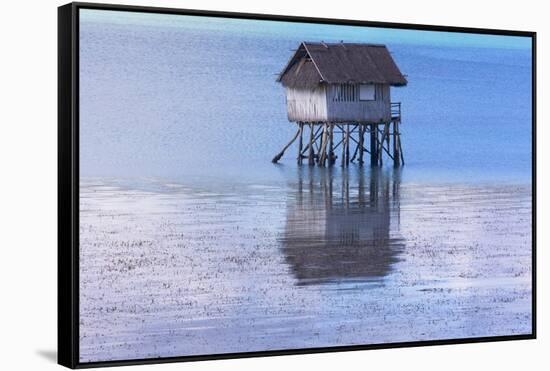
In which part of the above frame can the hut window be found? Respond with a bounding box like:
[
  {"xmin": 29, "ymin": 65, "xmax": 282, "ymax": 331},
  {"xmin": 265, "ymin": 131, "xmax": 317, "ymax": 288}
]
[
  {"xmin": 333, "ymin": 84, "xmax": 358, "ymax": 102},
  {"xmin": 359, "ymin": 84, "xmax": 376, "ymax": 101}
]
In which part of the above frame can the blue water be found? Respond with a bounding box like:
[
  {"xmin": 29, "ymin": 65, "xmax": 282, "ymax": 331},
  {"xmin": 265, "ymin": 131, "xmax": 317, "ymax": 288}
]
[
  {"xmin": 79, "ymin": 10, "xmax": 532, "ymax": 185},
  {"xmin": 77, "ymin": 11, "xmax": 533, "ymax": 362}
]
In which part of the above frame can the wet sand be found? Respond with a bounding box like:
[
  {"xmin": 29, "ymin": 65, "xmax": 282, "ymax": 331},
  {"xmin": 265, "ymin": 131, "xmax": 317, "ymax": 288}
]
[{"xmin": 79, "ymin": 171, "xmax": 532, "ymax": 362}]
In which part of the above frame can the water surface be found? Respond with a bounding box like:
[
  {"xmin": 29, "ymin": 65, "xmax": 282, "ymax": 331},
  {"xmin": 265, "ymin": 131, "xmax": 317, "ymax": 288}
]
[
  {"xmin": 78, "ymin": 10, "xmax": 533, "ymax": 362},
  {"xmin": 79, "ymin": 170, "xmax": 532, "ymax": 361}
]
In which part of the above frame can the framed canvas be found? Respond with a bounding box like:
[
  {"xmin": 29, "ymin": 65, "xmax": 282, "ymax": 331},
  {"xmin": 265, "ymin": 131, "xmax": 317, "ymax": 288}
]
[{"xmin": 58, "ymin": 2, "xmax": 536, "ymax": 368}]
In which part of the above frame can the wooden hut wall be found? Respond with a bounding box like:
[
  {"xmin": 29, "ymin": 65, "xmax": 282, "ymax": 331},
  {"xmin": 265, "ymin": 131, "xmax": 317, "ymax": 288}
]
[
  {"xmin": 326, "ymin": 84, "xmax": 391, "ymax": 123},
  {"xmin": 285, "ymin": 86, "xmax": 328, "ymax": 122}
]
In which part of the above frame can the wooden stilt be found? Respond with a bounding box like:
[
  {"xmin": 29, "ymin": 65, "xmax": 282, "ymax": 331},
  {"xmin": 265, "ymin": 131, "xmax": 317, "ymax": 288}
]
[
  {"xmin": 272, "ymin": 127, "xmax": 301, "ymax": 163},
  {"xmin": 370, "ymin": 124, "xmax": 378, "ymax": 166},
  {"xmin": 350, "ymin": 124, "xmax": 360, "ymax": 163},
  {"xmin": 358, "ymin": 124, "xmax": 364, "ymax": 165},
  {"xmin": 351, "ymin": 141, "xmax": 360, "ymax": 162},
  {"xmin": 319, "ymin": 123, "xmax": 328, "ymax": 166},
  {"xmin": 329, "ymin": 124, "xmax": 335, "ymax": 165},
  {"xmin": 308, "ymin": 123, "xmax": 315, "ymax": 166},
  {"xmin": 386, "ymin": 125, "xmax": 390, "ymax": 151},
  {"xmin": 297, "ymin": 123, "xmax": 303, "ymax": 165},
  {"xmin": 378, "ymin": 123, "xmax": 390, "ymax": 166},
  {"xmin": 271, "ymin": 117, "xmax": 403, "ymax": 167},
  {"xmin": 341, "ymin": 125, "xmax": 346, "ymax": 167},
  {"xmin": 345, "ymin": 124, "xmax": 350, "ymax": 166},
  {"xmin": 393, "ymin": 120, "xmax": 400, "ymax": 167}
]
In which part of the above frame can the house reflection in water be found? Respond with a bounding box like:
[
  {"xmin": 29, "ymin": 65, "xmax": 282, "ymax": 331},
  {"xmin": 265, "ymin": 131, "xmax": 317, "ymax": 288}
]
[{"xmin": 280, "ymin": 167, "xmax": 405, "ymax": 286}]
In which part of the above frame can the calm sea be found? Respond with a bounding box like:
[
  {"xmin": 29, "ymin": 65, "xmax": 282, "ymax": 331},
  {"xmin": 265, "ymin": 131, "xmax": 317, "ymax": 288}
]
[
  {"xmin": 79, "ymin": 14, "xmax": 532, "ymax": 186},
  {"xmin": 77, "ymin": 12, "xmax": 533, "ymax": 362}
]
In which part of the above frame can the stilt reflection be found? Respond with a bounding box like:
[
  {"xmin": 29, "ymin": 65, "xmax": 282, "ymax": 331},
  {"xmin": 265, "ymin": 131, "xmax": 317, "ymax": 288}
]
[{"xmin": 281, "ymin": 167, "xmax": 405, "ymax": 285}]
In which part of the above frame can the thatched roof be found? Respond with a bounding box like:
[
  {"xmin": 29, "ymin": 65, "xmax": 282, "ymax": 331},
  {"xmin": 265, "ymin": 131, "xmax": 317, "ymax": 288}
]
[{"xmin": 278, "ymin": 42, "xmax": 407, "ymax": 89}]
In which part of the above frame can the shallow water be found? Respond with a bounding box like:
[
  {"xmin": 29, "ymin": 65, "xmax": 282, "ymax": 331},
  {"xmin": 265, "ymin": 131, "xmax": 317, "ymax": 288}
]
[
  {"xmin": 78, "ymin": 11, "xmax": 533, "ymax": 362},
  {"xmin": 79, "ymin": 170, "xmax": 532, "ymax": 362}
]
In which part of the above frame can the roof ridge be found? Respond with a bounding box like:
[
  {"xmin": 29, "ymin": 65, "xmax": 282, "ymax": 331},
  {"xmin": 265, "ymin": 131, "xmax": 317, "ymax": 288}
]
[{"xmin": 303, "ymin": 41, "xmax": 387, "ymax": 47}]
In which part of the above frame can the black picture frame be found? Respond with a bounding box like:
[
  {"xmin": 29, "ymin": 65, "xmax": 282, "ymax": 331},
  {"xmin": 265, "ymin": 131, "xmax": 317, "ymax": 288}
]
[{"xmin": 58, "ymin": 2, "xmax": 537, "ymax": 368}]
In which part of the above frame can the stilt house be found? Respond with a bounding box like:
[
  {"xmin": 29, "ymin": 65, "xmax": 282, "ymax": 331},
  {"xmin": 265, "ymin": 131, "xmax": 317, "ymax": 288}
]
[{"xmin": 272, "ymin": 42, "xmax": 407, "ymax": 167}]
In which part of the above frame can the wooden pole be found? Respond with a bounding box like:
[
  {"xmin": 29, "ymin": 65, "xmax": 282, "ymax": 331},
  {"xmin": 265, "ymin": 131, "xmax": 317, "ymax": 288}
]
[
  {"xmin": 297, "ymin": 123, "xmax": 303, "ymax": 165},
  {"xmin": 351, "ymin": 141, "xmax": 360, "ymax": 162},
  {"xmin": 329, "ymin": 124, "xmax": 335, "ymax": 165},
  {"xmin": 358, "ymin": 124, "xmax": 364, "ymax": 165},
  {"xmin": 393, "ymin": 120, "xmax": 400, "ymax": 167},
  {"xmin": 319, "ymin": 124, "xmax": 328, "ymax": 166},
  {"xmin": 378, "ymin": 123, "xmax": 390, "ymax": 166},
  {"xmin": 345, "ymin": 124, "xmax": 350, "ymax": 166},
  {"xmin": 341, "ymin": 125, "xmax": 346, "ymax": 167},
  {"xmin": 272, "ymin": 127, "xmax": 301, "ymax": 163},
  {"xmin": 370, "ymin": 124, "xmax": 377, "ymax": 166},
  {"xmin": 308, "ymin": 123, "xmax": 315, "ymax": 166},
  {"xmin": 386, "ymin": 124, "xmax": 390, "ymax": 151},
  {"xmin": 350, "ymin": 124, "xmax": 360, "ymax": 163}
]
